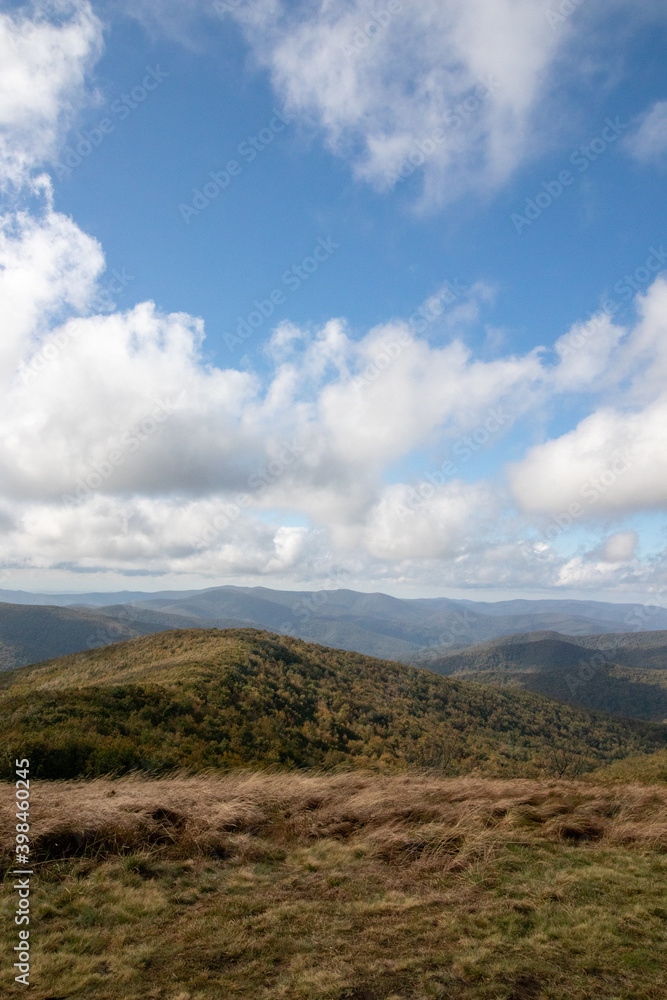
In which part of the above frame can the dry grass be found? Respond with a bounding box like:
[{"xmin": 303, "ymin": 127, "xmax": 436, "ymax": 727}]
[
  {"xmin": 3, "ymin": 770, "xmax": 667, "ymax": 862},
  {"xmin": 2, "ymin": 771, "xmax": 667, "ymax": 999}
]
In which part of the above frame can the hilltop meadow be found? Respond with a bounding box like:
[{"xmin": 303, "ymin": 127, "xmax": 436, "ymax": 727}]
[{"xmin": 2, "ymin": 770, "xmax": 667, "ymax": 999}]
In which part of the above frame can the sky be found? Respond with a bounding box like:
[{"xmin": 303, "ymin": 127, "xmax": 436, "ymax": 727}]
[{"xmin": 1, "ymin": 0, "xmax": 667, "ymax": 603}]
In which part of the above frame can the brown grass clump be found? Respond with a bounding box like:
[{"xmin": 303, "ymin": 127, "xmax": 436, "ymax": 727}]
[
  {"xmin": 2, "ymin": 771, "xmax": 667, "ymax": 1000},
  {"xmin": 2, "ymin": 770, "xmax": 666, "ymax": 868}
]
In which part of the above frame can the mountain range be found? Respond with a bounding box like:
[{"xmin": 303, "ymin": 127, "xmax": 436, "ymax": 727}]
[{"xmin": 2, "ymin": 584, "xmax": 667, "ymax": 666}]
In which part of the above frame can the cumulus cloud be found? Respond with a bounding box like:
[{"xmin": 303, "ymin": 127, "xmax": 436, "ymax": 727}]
[
  {"xmin": 0, "ymin": 1, "xmax": 102, "ymax": 190},
  {"xmin": 510, "ymin": 275, "xmax": 667, "ymax": 518},
  {"xmin": 626, "ymin": 99, "xmax": 667, "ymax": 166},
  {"xmin": 0, "ymin": 0, "xmax": 544, "ymax": 583},
  {"xmin": 115, "ymin": 0, "xmax": 667, "ymax": 211},
  {"xmin": 552, "ymin": 312, "xmax": 627, "ymax": 392},
  {"xmin": 362, "ymin": 481, "xmax": 496, "ymax": 561},
  {"xmin": 228, "ymin": 0, "xmax": 563, "ymax": 206},
  {"xmin": 1, "ymin": 199, "xmax": 105, "ymax": 379},
  {"xmin": 600, "ymin": 531, "xmax": 639, "ymax": 563},
  {"xmin": 3, "ymin": 301, "xmax": 542, "ymax": 521},
  {"xmin": 509, "ymin": 399, "xmax": 667, "ymax": 516}
]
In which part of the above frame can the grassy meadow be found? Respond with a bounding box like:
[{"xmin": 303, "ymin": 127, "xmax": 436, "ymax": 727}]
[{"xmin": 2, "ymin": 769, "xmax": 667, "ymax": 999}]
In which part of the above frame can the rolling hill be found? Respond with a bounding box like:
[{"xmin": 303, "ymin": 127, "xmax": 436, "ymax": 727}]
[
  {"xmin": 0, "ymin": 602, "xmax": 149, "ymax": 671},
  {"xmin": 0, "ymin": 600, "xmax": 218, "ymax": 671},
  {"xmin": 0, "ymin": 628, "xmax": 665, "ymax": 780},
  {"xmin": 416, "ymin": 630, "xmax": 667, "ymax": 722}
]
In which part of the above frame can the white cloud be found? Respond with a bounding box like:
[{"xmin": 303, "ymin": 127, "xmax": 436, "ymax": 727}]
[
  {"xmin": 362, "ymin": 481, "xmax": 495, "ymax": 561},
  {"xmin": 0, "ymin": 199, "xmax": 104, "ymax": 380},
  {"xmin": 552, "ymin": 311, "xmax": 627, "ymax": 392},
  {"xmin": 509, "ymin": 398, "xmax": 667, "ymax": 515},
  {"xmin": 1, "ymin": 493, "xmax": 316, "ymax": 577},
  {"xmin": 0, "ymin": 1, "xmax": 102, "ymax": 189},
  {"xmin": 626, "ymin": 99, "xmax": 667, "ymax": 166},
  {"xmin": 114, "ymin": 0, "xmax": 667, "ymax": 211},
  {"xmin": 510, "ymin": 276, "xmax": 667, "ymax": 518},
  {"xmin": 229, "ymin": 0, "xmax": 563, "ymax": 206}
]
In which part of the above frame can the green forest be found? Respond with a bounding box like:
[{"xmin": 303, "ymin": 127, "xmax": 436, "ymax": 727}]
[{"xmin": 1, "ymin": 629, "xmax": 665, "ymax": 780}]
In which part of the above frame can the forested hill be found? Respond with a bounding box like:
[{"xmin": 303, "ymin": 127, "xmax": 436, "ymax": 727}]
[
  {"xmin": 1, "ymin": 628, "xmax": 664, "ymax": 780},
  {"xmin": 416, "ymin": 630, "xmax": 667, "ymax": 722}
]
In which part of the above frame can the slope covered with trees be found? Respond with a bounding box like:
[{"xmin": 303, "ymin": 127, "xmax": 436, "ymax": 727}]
[
  {"xmin": 418, "ymin": 630, "xmax": 667, "ymax": 722},
  {"xmin": 1, "ymin": 628, "xmax": 665, "ymax": 780}
]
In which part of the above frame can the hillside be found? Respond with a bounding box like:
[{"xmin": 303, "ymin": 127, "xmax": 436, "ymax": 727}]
[
  {"xmin": 95, "ymin": 602, "xmax": 247, "ymax": 633},
  {"xmin": 1, "ymin": 772, "xmax": 667, "ymax": 999},
  {"xmin": 0, "ymin": 599, "xmax": 258, "ymax": 672},
  {"xmin": 0, "ymin": 602, "xmax": 149, "ymax": 671},
  {"xmin": 1, "ymin": 628, "xmax": 665, "ymax": 781},
  {"xmin": 417, "ymin": 630, "xmax": 667, "ymax": 722},
  {"xmin": 0, "ymin": 601, "xmax": 218, "ymax": 672}
]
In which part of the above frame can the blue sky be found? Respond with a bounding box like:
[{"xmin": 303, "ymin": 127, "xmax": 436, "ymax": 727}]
[{"xmin": 1, "ymin": 0, "xmax": 667, "ymax": 602}]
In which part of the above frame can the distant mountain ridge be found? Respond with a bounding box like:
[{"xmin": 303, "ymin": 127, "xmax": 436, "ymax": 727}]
[
  {"xmin": 117, "ymin": 586, "xmax": 667, "ymax": 660},
  {"xmin": 1, "ymin": 584, "xmax": 667, "ymax": 667}
]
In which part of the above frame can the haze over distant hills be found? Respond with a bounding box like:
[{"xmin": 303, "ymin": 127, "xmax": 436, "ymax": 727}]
[{"xmin": 2, "ymin": 585, "xmax": 667, "ymax": 667}]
